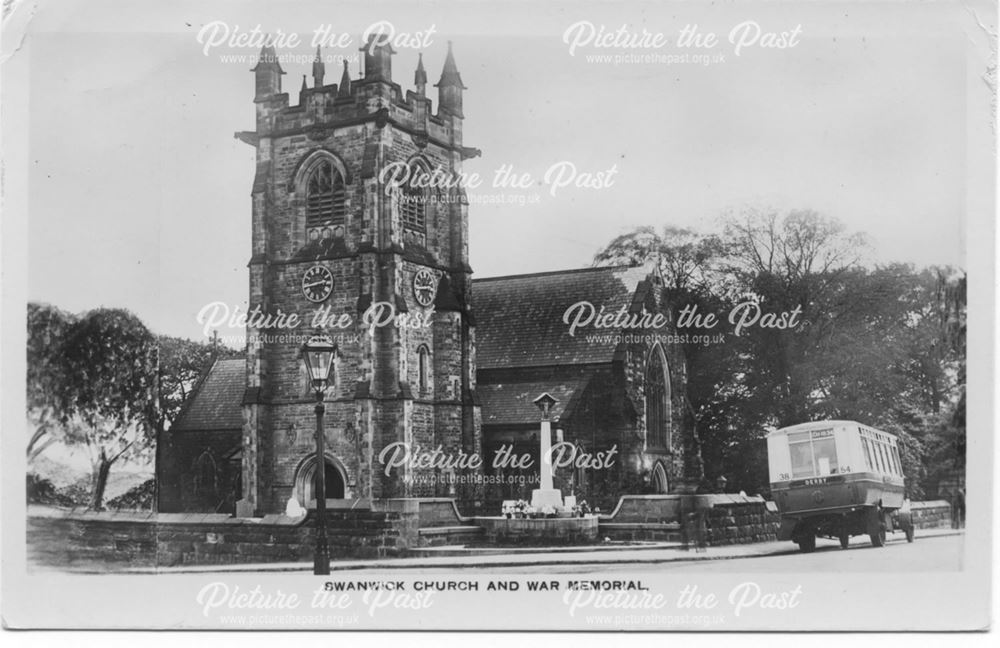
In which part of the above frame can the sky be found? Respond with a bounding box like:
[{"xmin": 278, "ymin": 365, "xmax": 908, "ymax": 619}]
[{"xmin": 20, "ymin": 0, "xmax": 993, "ymax": 343}]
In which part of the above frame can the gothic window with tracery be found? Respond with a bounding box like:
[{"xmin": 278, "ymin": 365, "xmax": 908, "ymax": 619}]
[
  {"xmin": 305, "ymin": 160, "xmax": 347, "ymax": 227},
  {"xmin": 645, "ymin": 347, "xmax": 671, "ymax": 449}
]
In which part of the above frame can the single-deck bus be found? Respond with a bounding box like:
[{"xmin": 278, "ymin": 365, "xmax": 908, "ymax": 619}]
[{"xmin": 766, "ymin": 420, "xmax": 914, "ymax": 552}]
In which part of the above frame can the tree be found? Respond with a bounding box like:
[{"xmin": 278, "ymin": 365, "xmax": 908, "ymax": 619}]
[
  {"xmin": 593, "ymin": 225, "xmax": 725, "ymax": 295},
  {"xmin": 721, "ymin": 207, "xmax": 869, "ymax": 284},
  {"xmin": 26, "ymin": 303, "xmax": 76, "ymax": 462},
  {"xmin": 719, "ymin": 208, "xmax": 872, "ymax": 426},
  {"xmin": 27, "ymin": 301, "xmax": 237, "ymax": 509},
  {"xmin": 591, "ymin": 208, "xmax": 966, "ymax": 497},
  {"xmin": 894, "ymin": 268, "xmax": 966, "ymax": 495},
  {"xmin": 58, "ymin": 309, "xmax": 158, "ymax": 510}
]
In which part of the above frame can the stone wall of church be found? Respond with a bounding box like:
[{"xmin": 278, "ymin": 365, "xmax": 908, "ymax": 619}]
[
  {"xmin": 618, "ymin": 277, "xmax": 689, "ymax": 493},
  {"xmin": 257, "ymin": 400, "xmax": 364, "ymax": 512},
  {"xmin": 158, "ymin": 429, "xmax": 241, "ymax": 514}
]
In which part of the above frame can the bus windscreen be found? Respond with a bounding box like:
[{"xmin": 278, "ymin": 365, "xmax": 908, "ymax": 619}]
[{"xmin": 788, "ymin": 429, "xmax": 839, "ymax": 478}]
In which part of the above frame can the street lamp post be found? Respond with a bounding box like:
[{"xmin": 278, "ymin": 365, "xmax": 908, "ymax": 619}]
[{"xmin": 301, "ymin": 335, "xmax": 338, "ymax": 576}]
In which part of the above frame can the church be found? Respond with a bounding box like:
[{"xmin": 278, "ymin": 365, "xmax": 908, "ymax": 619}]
[{"xmin": 156, "ymin": 38, "xmax": 697, "ymax": 516}]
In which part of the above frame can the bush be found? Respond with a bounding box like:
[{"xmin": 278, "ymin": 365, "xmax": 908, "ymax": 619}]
[
  {"xmin": 26, "ymin": 473, "xmax": 76, "ymax": 506},
  {"xmin": 106, "ymin": 479, "xmax": 155, "ymax": 511}
]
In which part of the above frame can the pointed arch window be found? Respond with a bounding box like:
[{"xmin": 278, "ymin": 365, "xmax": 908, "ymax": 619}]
[
  {"xmin": 192, "ymin": 450, "xmax": 219, "ymax": 502},
  {"xmin": 417, "ymin": 344, "xmax": 431, "ymax": 394},
  {"xmin": 645, "ymin": 347, "xmax": 672, "ymax": 449},
  {"xmin": 306, "ymin": 159, "xmax": 347, "ymax": 227},
  {"xmin": 400, "ymin": 164, "xmax": 428, "ymax": 232}
]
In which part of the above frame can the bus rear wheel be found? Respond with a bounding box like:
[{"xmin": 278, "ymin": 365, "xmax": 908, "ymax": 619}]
[{"xmin": 796, "ymin": 533, "xmax": 816, "ymax": 553}]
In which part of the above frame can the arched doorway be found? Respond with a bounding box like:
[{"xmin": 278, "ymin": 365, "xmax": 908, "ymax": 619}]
[
  {"xmin": 295, "ymin": 455, "xmax": 347, "ymax": 506},
  {"xmin": 652, "ymin": 461, "xmax": 669, "ymax": 494}
]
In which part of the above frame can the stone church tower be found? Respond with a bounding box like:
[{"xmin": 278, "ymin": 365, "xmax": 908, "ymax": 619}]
[{"xmin": 234, "ymin": 39, "xmax": 482, "ymax": 516}]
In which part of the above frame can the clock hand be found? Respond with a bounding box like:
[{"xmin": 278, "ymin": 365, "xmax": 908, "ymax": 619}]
[{"xmin": 303, "ymin": 280, "xmax": 330, "ymax": 289}]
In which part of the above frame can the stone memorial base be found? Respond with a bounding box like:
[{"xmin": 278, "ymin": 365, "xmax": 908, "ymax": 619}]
[{"xmin": 530, "ymin": 488, "xmax": 565, "ymax": 510}]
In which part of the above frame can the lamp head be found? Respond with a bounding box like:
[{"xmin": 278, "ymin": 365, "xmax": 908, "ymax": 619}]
[
  {"xmin": 302, "ymin": 335, "xmax": 338, "ymax": 393},
  {"xmin": 533, "ymin": 392, "xmax": 558, "ymax": 420}
]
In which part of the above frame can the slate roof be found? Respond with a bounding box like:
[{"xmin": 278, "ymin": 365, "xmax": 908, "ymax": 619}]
[
  {"xmin": 478, "ymin": 378, "xmax": 589, "ymax": 426},
  {"xmin": 170, "ymin": 358, "xmax": 246, "ymax": 432},
  {"xmin": 472, "ymin": 265, "xmax": 652, "ymax": 370}
]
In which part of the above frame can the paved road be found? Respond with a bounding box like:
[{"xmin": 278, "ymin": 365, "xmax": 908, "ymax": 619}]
[
  {"xmin": 633, "ymin": 532, "xmax": 962, "ymax": 574},
  {"xmin": 358, "ymin": 532, "xmax": 964, "ymax": 574}
]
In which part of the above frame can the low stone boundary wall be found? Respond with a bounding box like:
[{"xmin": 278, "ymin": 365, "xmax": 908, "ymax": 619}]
[
  {"xmin": 28, "ymin": 510, "xmax": 159, "ymax": 570},
  {"xmin": 602, "ymin": 495, "xmax": 682, "ymax": 523},
  {"xmin": 598, "ymin": 495, "xmax": 683, "ymax": 543},
  {"xmin": 597, "ymin": 494, "xmax": 778, "ymax": 545},
  {"xmin": 29, "ymin": 497, "xmax": 956, "ymax": 568},
  {"xmin": 699, "ymin": 495, "xmax": 780, "ymax": 546},
  {"xmin": 27, "ymin": 504, "xmax": 415, "ymax": 570},
  {"xmin": 598, "ymin": 522, "xmax": 682, "ymax": 542},
  {"xmin": 911, "ymin": 500, "xmax": 953, "ymax": 529},
  {"xmin": 417, "ymin": 526, "xmax": 485, "ymax": 546}
]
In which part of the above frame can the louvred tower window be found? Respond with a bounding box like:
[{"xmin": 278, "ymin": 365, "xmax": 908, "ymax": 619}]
[
  {"xmin": 400, "ymin": 166, "xmax": 427, "ymax": 232},
  {"xmin": 305, "ymin": 160, "xmax": 347, "ymax": 227}
]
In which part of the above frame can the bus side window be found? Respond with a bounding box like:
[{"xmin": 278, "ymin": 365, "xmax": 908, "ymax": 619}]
[
  {"xmin": 878, "ymin": 442, "xmax": 891, "ymax": 475},
  {"xmin": 861, "ymin": 437, "xmax": 874, "ymax": 471},
  {"xmin": 865, "ymin": 437, "xmax": 877, "ymax": 472},
  {"xmin": 891, "ymin": 446, "xmax": 902, "ymax": 476},
  {"xmin": 873, "ymin": 440, "xmax": 886, "ymax": 474}
]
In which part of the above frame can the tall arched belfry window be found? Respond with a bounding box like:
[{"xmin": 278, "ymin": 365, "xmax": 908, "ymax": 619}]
[
  {"xmin": 306, "ymin": 159, "xmax": 347, "ymax": 227},
  {"xmin": 645, "ymin": 345, "xmax": 671, "ymax": 449},
  {"xmin": 400, "ymin": 164, "xmax": 427, "ymax": 232}
]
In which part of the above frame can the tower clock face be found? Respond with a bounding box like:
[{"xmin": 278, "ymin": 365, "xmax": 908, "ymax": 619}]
[
  {"xmin": 301, "ymin": 265, "xmax": 334, "ymax": 303},
  {"xmin": 413, "ymin": 269, "xmax": 438, "ymax": 307}
]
